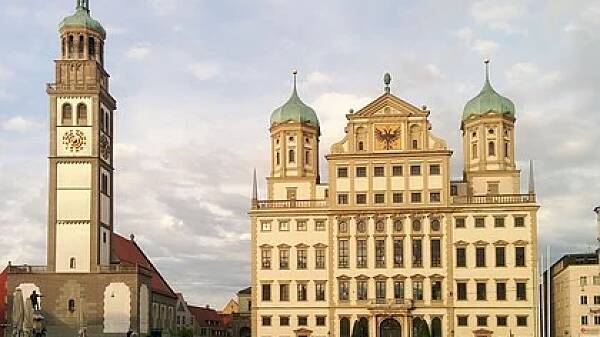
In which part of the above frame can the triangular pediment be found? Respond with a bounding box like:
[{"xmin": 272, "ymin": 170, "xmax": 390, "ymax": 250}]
[{"xmin": 352, "ymin": 93, "xmax": 427, "ymax": 118}]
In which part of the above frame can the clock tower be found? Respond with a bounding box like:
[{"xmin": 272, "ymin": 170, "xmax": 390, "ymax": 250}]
[{"xmin": 47, "ymin": 0, "xmax": 116, "ymax": 273}]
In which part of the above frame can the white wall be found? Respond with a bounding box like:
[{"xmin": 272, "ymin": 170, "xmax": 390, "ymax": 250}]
[
  {"xmin": 103, "ymin": 283, "xmax": 131, "ymax": 333},
  {"xmin": 140, "ymin": 284, "xmax": 150, "ymax": 334},
  {"xmin": 55, "ymin": 222, "xmax": 91, "ymax": 273}
]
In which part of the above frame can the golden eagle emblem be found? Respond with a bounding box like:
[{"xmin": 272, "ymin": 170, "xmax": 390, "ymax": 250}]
[{"xmin": 375, "ymin": 127, "xmax": 401, "ymax": 150}]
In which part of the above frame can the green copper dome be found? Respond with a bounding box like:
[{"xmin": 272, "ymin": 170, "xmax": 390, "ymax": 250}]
[
  {"xmin": 462, "ymin": 61, "xmax": 515, "ymax": 121},
  {"xmin": 270, "ymin": 73, "xmax": 320, "ymax": 130},
  {"xmin": 59, "ymin": 1, "xmax": 106, "ymax": 38}
]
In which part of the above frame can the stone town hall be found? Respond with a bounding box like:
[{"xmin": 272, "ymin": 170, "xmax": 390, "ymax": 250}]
[{"xmin": 250, "ymin": 65, "xmax": 539, "ymax": 336}]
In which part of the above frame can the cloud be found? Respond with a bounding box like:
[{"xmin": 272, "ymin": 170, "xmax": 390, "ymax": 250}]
[
  {"xmin": 2, "ymin": 116, "xmax": 39, "ymax": 133},
  {"xmin": 455, "ymin": 27, "xmax": 499, "ymax": 57},
  {"xmin": 126, "ymin": 43, "xmax": 152, "ymax": 60},
  {"xmin": 188, "ymin": 62, "xmax": 221, "ymax": 81},
  {"xmin": 469, "ymin": 1, "xmax": 524, "ymax": 33},
  {"xmin": 305, "ymin": 71, "xmax": 332, "ymax": 86}
]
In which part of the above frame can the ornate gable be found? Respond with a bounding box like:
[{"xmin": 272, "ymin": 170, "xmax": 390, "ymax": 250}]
[{"xmin": 351, "ymin": 93, "xmax": 428, "ymax": 118}]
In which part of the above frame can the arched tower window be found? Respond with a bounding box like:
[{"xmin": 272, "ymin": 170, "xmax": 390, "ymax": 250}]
[
  {"xmin": 488, "ymin": 141, "xmax": 496, "ymax": 156},
  {"xmin": 288, "ymin": 149, "xmax": 295, "ymax": 163},
  {"xmin": 62, "ymin": 38, "xmax": 66, "ymax": 58},
  {"xmin": 77, "ymin": 103, "xmax": 88, "ymax": 125},
  {"xmin": 68, "ymin": 35, "xmax": 74, "ymax": 56},
  {"xmin": 78, "ymin": 35, "xmax": 85, "ymax": 57},
  {"xmin": 62, "ymin": 103, "xmax": 73, "ymax": 125},
  {"xmin": 472, "ymin": 143, "xmax": 478, "ymax": 159},
  {"xmin": 88, "ymin": 36, "xmax": 96, "ymax": 58},
  {"xmin": 68, "ymin": 299, "xmax": 76, "ymax": 313},
  {"xmin": 69, "ymin": 257, "xmax": 76, "ymax": 269}
]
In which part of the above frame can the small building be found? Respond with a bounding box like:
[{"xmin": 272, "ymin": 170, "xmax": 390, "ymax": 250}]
[
  {"xmin": 188, "ymin": 305, "xmax": 228, "ymax": 337},
  {"xmin": 176, "ymin": 293, "xmax": 196, "ymax": 335},
  {"xmin": 231, "ymin": 287, "xmax": 251, "ymax": 337}
]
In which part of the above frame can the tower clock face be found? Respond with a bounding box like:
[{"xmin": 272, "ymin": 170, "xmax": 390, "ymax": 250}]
[
  {"xmin": 62, "ymin": 130, "xmax": 87, "ymax": 153},
  {"xmin": 99, "ymin": 134, "xmax": 111, "ymax": 161}
]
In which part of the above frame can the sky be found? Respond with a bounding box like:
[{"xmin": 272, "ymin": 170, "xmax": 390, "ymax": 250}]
[{"xmin": 0, "ymin": 0, "xmax": 599, "ymax": 308}]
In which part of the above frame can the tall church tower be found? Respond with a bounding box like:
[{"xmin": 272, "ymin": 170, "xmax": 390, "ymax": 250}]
[
  {"xmin": 461, "ymin": 60, "xmax": 519, "ymax": 195},
  {"xmin": 47, "ymin": 0, "xmax": 116, "ymax": 273},
  {"xmin": 267, "ymin": 72, "xmax": 321, "ymax": 200}
]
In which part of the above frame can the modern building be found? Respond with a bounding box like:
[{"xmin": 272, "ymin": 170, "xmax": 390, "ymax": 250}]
[
  {"xmin": 250, "ymin": 65, "xmax": 539, "ymax": 337},
  {"xmin": 2, "ymin": 1, "xmax": 177, "ymax": 336}
]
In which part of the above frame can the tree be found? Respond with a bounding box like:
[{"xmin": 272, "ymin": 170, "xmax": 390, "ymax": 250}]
[
  {"xmin": 351, "ymin": 318, "xmax": 369, "ymax": 337},
  {"xmin": 413, "ymin": 318, "xmax": 430, "ymax": 337}
]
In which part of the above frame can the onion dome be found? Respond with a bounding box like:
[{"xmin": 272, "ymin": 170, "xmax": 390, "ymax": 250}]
[
  {"xmin": 59, "ymin": 0, "xmax": 106, "ymax": 39},
  {"xmin": 270, "ymin": 71, "xmax": 320, "ymax": 130},
  {"xmin": 462, "ymin": 60, "xmax": 515, "ymax": 121}
]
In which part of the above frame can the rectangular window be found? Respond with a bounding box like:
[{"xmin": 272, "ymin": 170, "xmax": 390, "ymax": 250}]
[
  {"xmin": 357, "ymin": 281, "xmax": 368, "ymax": 301},
  {"xmin": 429, "ymin": 192, "xmax": 441, "ymax": 203},
  {"xmin": 279, "ymin": 284, "xmax": 289, "ymax": 301},
  {"xmin": 431, "ymin": 239, "xmax": 441, "ymax": 267},
  {"xmin": 392, "ymin": 192, "xmax": 403, "ymax": 204},
  {"xmin": 338, "ymin": 240, "xmax": 349, "ymax": 268},
  {"xmin": 455, "ymin": 218, "xmax": 466, "ymax": 228},
  {"xmin": 392, "ymin": 165, "xmax": 403, "ymax": 176},
  {"xmin": 394, "ymin": 281, "xmax": 404, "ymax": 300},
  {"xmin": 494, "ymin": 217, "xmax": 505, "ymax": 227},
  {"xmin": 594, "ymin": 316, "xmax": 600, "ymax": 325},
  {"xmin": 280, "ymin": 316, "xmax": 290, "ymax": 326},
  {"xmin": 337, "ymin": 167, "xmax": 348, "ymax": 178},
  {"xmin": 475, "ymin": 217, "xmax": 485, "ymax": 228},
  {"xmin": 296, "ymin": 221, "xmax": 307, "ymax": 231},
  {"xmin": 261, "ymin": 316, "xmax": 271, "ymax": 326},
  {"xmin": 456, "ymin": 247, "xmax": 467, "ymax": 267},
  {"xmin": 356, "ymin": 167, "xmax": 367, "ymax": 177},
  {"xmin": 457, "ymin": 316, "xmax": 468, "ymax": 327},
  {"xmin": 594, "ymin": 295, "xmax": 600, "ymax": 305},
  {"xmin": 374, "ymin": 193, "xmax": 385, "ymax": 204},
  {"xmin": 261, "ymin": 222, "xmax": 272, "ymax": 232},
  {"xmin": 261, "ymin": 250, "xmax": 271, "ymax": 269},
  {"xmin": 315, "ymin": 282, "xmax": 326, "ymax": 301},
  {"xmin": 376, "ymin": 280, "xmax": 386, "ymax": 300},
  {"xmin": 315, "ymin": 220, "xmax": 326, "ymax": 231},
  {"xmin": 410, "ymin": 165, "xmax": 421, "ymax": 176},
  {"xmin": 476, "ymin": 282, "xmax": 487, "ymax": 301},
  {"xmin": 457, "ymin": 282, "xmax": 467, "ymax": 300},
  {"xmin": 431, "ymin": 280, "xmax": 442, "ymax": 301},
  {"xmin": 581, "ymin": 295, "xmax": 588, "ymax": 305},
  {"xmin": 580, "ymin": 276, "xmax": 588, "ymax": 287},
  {"xmin": 412, "ymin": 239, "xmax": 423, "ymax": 268},
  {"xmin": 298, "ymin": 316, "xmax": 308, "ymax": 326},
  {"xmin": 413, "ymin": 280, "xmax": 424, "ymax": 301},
  {"xmin": 374, "ymin": 166, "xmax": 385, "ymax": 177},
  {"xmin": 279, "ymin": 250, "xmax": 289, "ymax": 269},
  {"xmin": 593, "ymin": 276, "xmax": 600, "ymax": 285},
  {"xmin": 279, "ymin": 221, "xmax": 289, "ymax": 231},
  {"xmin": 515, "ymin": 216, "xmax": 525, "ymax": 227},
  {"xmin": 411, "ymin": 192, "xmax": 422, "ymax": 203},
  {"xmin": 516, "ymin": 316, "xmax": 528, "ymax": 327},
  {"xmin": 393, "ymin": 239, "xmax": 404, "ymax": 267},
  {"xmin": 357, "ymin": 239, "xmax": 367, "ymax": 268},
  {"xmin": 496, "ymin": 282, "xmax": 506, "ymax": 301},
  {"xmin": 101, "ymin": 173, "xmax": 109, "ymax": 194},
  {"xmin": 516, "ymin": 247, "xmax": 526, "ymax": 267},
  {"xmin": 297, "ymin": 283, "xmax": 307, "ymax": 301},
  {"xmin": 476, "ymin": 247, "xmax": 486, "ymax": 267},
  {"xmin": 497, "ymin": 316, "xmax": 508, "ymax": 327},
  {"xmin": 338, "ymin": 193, "xmax": 349, "ymax": 205},
  {"xmin": 429, "ymin": 164, "xmax": 441, "ymax": 175},
  {"xmin": 477, "ymin": 316, "xmax": 488, "ymax": 327},
  {"xmin": 516, "ymin": 282, "xmax": 527, "ymax": 301},
  {"xmin": 338, "ymin": 281, "xmax": 349, "ymax": 301},
  {"xmin": 495, "ymin": 246, "xmax": 506, "ymax": 267},
  {"xmin": 356, "ymin": 193, "xmax": 367, "ymax": 204},
  {"xmin": 581, "ymin": 315, "xmax": 589, "ymax": 325},
  {"xmin": 297, "ymin": 249, "xmax": 307, "ymax": 269},
  {"xmin": 375, "ymin": 239, "xmax": 386, "ymax": 268},
  {"xmin": 316, "ymin": 316, "xmax": 326, "ymax": 326},
  {"xmin": 261, "ymin": 284, "xmax": 271, "ymax": 301},
  {"xmin": 315, "ymin": 249, "xmax": 325, "ymax": 269}
]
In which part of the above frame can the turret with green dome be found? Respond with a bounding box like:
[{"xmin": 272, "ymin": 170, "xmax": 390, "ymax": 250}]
[
  {"xmin": 462, "ymin": 60, "xmax": 515, "ymax": 121},
  {"xmin": 270, "ymin": 71, "xmax": 320, "ymax": 133},
  {"xmin": 59, "ymin": 0, "xmax": 106, "ymax": 39}
]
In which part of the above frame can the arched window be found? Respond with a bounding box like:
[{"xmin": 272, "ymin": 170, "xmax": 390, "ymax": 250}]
[
  {"xmin": 68, "ymin": 299, "xmax": 76, "ymax": 313},
  {"xmin": 62, "ymin": 103, "xmax": 73, "ymax": 125},
  {"xmin": 69, "ymin": 257, "xmax": 76, "ymax": 269},
  {"xmin": 488, "ymin": 141, "xmax": 496, "ymax": 156},
  {"xmin": 78, "ymin": 35, "xmax": 85, "ymax": 56},
  {"xmin": 77, "ymin": 103, "xmax": 87, "ymax": 125},
  {"xmin": 358, "ymin": 141, "xmax": 364, "ymax": 151},
  {"xmin": 472, "ymin": 143, "xmax": 478, "ymax": 159},
  {"xmin": 288, "ymin": 149, "xmax": 295, "ymax": 163},
  {"xmin": 412, "ymin": 139, "xmax": 418, "ymax": 149},
  {"xmin": 88, "ymin": 36, "xmax": 96, "ymax": 57},
  {"xmin": 68, "ymin": 35, "xmax": 74, "ymax": 55},
  {"xmin": 412, "ymin": 219, "xmax": 421, "ymax": 231},
  {"xmin": 62, "ymin": 38, "xmax": 66, "ymax": 58},
  {"xmin": 431, "ymin": 317, "xmax": 442, "ymax": 337},
  {"xmin": 504, "ymin": 142, "xmax": 509, "ymax": 158},
  {"xmin": 340, "ymin": 317, "xmax": 350, "ymax": 337}
]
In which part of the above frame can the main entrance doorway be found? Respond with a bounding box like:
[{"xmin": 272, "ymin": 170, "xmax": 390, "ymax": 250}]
[{"xmin": 380, "ymin": 318, "xmax": 401, "ymax": 337}]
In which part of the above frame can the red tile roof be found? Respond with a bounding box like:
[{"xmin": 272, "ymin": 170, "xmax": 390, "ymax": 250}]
[
  {"xmin": 0, "ymin": 266, "xmax": 8, "ymax": 335},
  {"xmin": 219, "ymin": 313, "xmax": 233, "ymax": 327},
  {"xmin": 111, "ymin": 233, "xmax": 177, "ymax": 299},
  {"xmin": 188, "ymin": 306, "xmax": 222, "ymax": 327}
]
